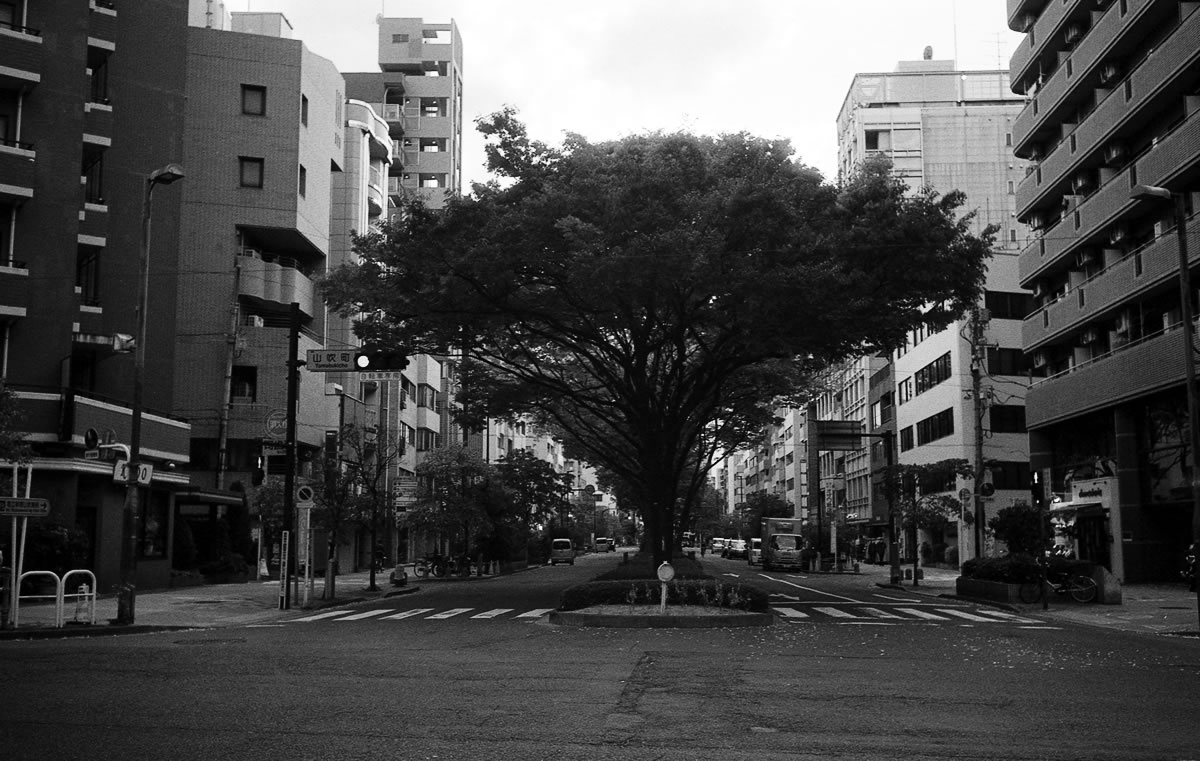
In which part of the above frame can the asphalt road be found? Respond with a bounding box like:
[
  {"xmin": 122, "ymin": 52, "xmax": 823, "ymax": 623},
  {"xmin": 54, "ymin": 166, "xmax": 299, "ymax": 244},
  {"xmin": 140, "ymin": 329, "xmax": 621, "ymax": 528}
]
[{"xmin": 2, "ymin": 551, "xmax": 1197, "ymax": 760}]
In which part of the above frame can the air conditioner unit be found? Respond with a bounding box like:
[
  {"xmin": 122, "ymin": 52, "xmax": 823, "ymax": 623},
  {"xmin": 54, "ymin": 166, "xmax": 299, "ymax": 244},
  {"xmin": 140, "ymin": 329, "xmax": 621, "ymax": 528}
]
[
  {"xmin": 1032, "ymin": 350, "xmax": 1049, "ymax": 368},
  {"xmin": 1154, "ymin": 220, "xmax": 1168, "ymax": 238},
  {"xmin": 1075, "ymin": 249, "xmax": 1097, "ymax": 268},
  {"xmin": 1114, "ymin": 310, "xmax": 1131, "ymax": 335},
  {"xmin": 1028, "ymin": 212, "xmax": 1046, "ymax": 230},
  {"xmin": 247, "ymin": 315, "xmax": 265, "ymax": 328},
  {"xmin": 1079, "ymin": 327, "xmax": 1099, "ymax": 345},
  {"xmin": 1109, "ymin": 225, "xmax": 1128, "ymax": 245},
  {"xmin": 1103, "ymin": 141, "xmax": 1127, "ymax": 165},
  {"xmin": 1072, "ymin": 173, "xmax": 1093, "ymax": 193},
  {"xmin": 1099, "ymin": 61, "xmax": 1122, "ymax": 85},
  {"xmin": 1064, "ymin": 23, "xmax": 1084, "ymax": 46},
  {"xmin": 239, "ymin": 247, "xmax": 261, "ymax": 259}
]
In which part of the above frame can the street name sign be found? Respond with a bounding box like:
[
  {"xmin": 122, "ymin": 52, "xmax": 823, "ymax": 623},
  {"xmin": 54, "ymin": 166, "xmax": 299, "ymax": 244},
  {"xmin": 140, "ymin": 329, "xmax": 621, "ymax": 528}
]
[
  {"xmin": 0, "ymin": 497, "xmax": 50, "ymax": 517},
  {"xmin": 306, "ymin": 349, "xmax": 356, "ymax": 372}
]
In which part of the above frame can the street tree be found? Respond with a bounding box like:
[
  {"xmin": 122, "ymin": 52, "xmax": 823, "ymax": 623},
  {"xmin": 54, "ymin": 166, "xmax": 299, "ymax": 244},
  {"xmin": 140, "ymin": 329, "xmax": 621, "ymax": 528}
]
[
  {"xmin": 403, "ymin": 444, "xmax": 491, "ymax": 564},
  {"xmin": 742, "ymin": 492, "xmax": 794, "ymax": 538},
  {"xmin": 322, "ymin": 110, "xmax": 995, "ymax": 563}
]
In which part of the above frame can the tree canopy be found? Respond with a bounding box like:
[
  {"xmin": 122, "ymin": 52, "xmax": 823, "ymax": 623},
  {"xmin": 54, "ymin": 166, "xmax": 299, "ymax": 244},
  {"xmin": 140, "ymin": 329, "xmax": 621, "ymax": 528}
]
[{"xmin": 321, "ymin": 109, "xmax": 995, "ymax": 562}]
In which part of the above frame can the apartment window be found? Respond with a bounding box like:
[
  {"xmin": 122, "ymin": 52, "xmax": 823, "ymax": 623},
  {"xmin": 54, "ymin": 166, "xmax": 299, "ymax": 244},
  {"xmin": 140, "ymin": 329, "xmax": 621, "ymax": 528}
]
[
  {"xmin": 916, "ymin": 408, "xmax": 954, "ymax": 445},
  {"xmin": 1005, "ymin": 132, "xmax": 1013, "ymax": 147},
  {"xmin": 87, "ymin": 48, "xmax": 110, "ymax": 104},
  {"xmin": 239, "ymin": 157, "xmax": 264, "ymax": 188},
  {"xmin": 420, "ymin": 98, "xmax": 447, "ymax": 117},
  {"xmin": 231, "ymin": 366, "xmax": 257, "ymax": 402},
  {"xmin": 416, "ymin": 427, "xmax": 437, "ymax": 451},
  {"xmin": 391, "ymin": 33, "xmax": 409, "ymax": 43},
  {"xmin": 914, "ymin": 352, "xmax": 952, "ymax": 395},
  {"xmin": 82, "ymin": 150, "xmax": 104, "ymax": 204},
  {"xmin": 897, "ymin": 377, "xmax": 913, "ymax": 405},
  {"xmin": 300, "ymin": 95, "xmax": 309, "ymax": 126},
  {"xmin": 990, "ymin": 461, "xmax": 1031, "ymax": 490},
  {"xmin": 899, "ymin": 426, "xmax": 915, "ymax": 452},
  {"xmin": 298, "ymin": 165, "xmax": 306, "ymax": 197},
  {"xmin": 419, "ymin": 173, "xmax": 445, "ymax": 188},
  {"xmin": 0, "ymin": 204, "xmax": 11, "ymax": 262},
  {"xmin": 76, "ymin": 246, "xmax": 101, "ymax": 306},
  {"xmin": 987, "ymin": 348, "xmax": 1031, "ymax": 376},
  {"xmin": 417, "ymin": 384, "xmax": 437, "ymax": 408},
  {"xmin": 1007, "ymin": 180, "xmax": 1015, "ymax": 194},
  {"xmin": 985, "ymin": 291, "xmax": 1036, "ymax": 320},
  {"xmin": 989, "ymin": 405, "xmax": 1027, "ymax": 434},
  {"xmin": 0, "ymin": 3, "xmax": 14, "ymax": 30},
  {"xmin": 241, "ymin": 85, "xmax": 266, "ymax": 116}
]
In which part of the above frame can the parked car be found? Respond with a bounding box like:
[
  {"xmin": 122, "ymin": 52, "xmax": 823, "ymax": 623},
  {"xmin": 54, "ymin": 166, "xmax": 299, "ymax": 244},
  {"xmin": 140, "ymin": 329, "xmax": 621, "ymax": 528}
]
[
  {"xmin": 711, "ymin": 538, "xmax": 727, "ymax": 554},
  {"xmin": 747, "ymin": 538, "xmax": 763, "ymax": 566},
  {"xmin": 594, "ymin": 537, "xmax": 615, "ymax": 553},
  {"xmin": 725, "ymin": 538, "xmax": 748, "ymax": 559},
  {"xmin": 550, "ymin": 538, "xmax": 575, "ymax": 565}
]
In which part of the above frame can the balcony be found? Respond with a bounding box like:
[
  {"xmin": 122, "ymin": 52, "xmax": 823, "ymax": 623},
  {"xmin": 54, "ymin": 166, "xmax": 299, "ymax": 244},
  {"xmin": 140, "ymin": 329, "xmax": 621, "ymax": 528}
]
[
  {"xmin": 88, "ymin": 2, "xmax": 118, "ymax": 48},
  {"xmin": 237, "ymin": 248, "xmax": 316, "ymax": 317},
  {"xmin": 83, "ymin": 101, "xmax": 113, "ymax": 141},
  {"xmin": 1023, "ymin": 214, "xmax": 1200, "ymax": 350},
  {"xmin": 1019, "ymin": 108, "xmax": 1200, "ymax": 284},
  {"xmin": 1015, "ymin": 6, "xmax": 1200, "ymax": 218},
  {"xmin": 0, "ymin": 141, "xmax": 35, "ymax": 201},
  {"xmin": 78, "ymin": 202, "xmax": 109, "ymax": 240},
  {"xmin": 1013, "ymin": 0, "xmax": 1155, "ymax": 153},
  {"xmin": 0, "ymin": 264, "xmax": 30, "ymax": 314},
  {"xmin": 1026, "ymin": 317, "xmax": 1200, "ymax": 428},
  {"xmin": 1009, "ymin": 0, "xmax": 1084, "ymax": 90},
  {"xmin": 0, "ymin": 23, "xmax": 44, "ymax": 87}
]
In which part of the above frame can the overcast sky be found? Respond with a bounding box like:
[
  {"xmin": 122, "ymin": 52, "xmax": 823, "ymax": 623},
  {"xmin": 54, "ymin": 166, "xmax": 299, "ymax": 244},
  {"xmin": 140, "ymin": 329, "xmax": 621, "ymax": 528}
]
[{"xmin": 240, "ymin": 0, "xmax": 1025, "ymax": 187}]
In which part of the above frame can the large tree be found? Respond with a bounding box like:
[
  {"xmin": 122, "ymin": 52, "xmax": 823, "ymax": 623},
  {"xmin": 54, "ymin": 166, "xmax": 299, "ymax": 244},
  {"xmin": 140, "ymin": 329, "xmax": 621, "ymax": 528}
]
[{"xmin": 322, "ymin": 110, "xmax": 994, "ymax": 563}]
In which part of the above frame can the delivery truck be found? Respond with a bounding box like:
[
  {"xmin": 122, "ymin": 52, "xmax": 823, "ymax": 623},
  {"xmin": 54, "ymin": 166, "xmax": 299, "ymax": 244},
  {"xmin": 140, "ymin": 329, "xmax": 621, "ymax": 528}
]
[{"xmin": 761, "ymin": 517, "xmax": 807, "ymax": 572}]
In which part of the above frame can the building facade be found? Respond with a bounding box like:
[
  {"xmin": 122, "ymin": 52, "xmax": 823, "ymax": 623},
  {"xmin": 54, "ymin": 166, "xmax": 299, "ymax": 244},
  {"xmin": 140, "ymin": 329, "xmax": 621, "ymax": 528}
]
[
  {"xmin": 1009, "ymin": 0, "xmax": 1200, "ymax": 582},
  {"xmin": 1, "ymin": 0, "xmax": 192, "ymax": 592}
]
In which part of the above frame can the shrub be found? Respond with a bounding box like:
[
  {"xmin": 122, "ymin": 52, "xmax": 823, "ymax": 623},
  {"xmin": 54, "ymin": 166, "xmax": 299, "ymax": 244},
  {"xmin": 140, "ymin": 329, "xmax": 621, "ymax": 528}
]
[
  {"xmin": 558, "ymin": 578, "xmax": 770, "ymax": 612},
  {"xmin": 960, "ymin": 553, "xmax": 1042, "ymax": 583}
]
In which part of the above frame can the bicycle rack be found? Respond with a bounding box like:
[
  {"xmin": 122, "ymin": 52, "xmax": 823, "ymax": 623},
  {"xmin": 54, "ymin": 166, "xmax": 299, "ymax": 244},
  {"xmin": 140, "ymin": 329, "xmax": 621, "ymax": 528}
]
[{"xmin": 12, "ymin": 569, "xmax": 98, "ymax": 629}]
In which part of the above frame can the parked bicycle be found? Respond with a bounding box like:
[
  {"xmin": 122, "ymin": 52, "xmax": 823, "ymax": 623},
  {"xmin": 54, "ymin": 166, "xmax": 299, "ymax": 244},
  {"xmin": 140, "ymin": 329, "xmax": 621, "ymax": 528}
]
[
  {"xmin": 1019, "ymin": 567, "xmax": 1098, "ymax": 603},
  {"xmin": 413, "ymin": 553, "xmax": 447, "ymax": 579}
]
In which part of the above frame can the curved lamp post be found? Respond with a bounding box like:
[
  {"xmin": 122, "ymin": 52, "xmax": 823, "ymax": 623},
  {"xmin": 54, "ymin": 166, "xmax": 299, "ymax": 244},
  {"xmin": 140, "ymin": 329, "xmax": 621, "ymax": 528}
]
[{"xmin": 116, "ymin": 163, "xmax": 184, "ymax": 625}]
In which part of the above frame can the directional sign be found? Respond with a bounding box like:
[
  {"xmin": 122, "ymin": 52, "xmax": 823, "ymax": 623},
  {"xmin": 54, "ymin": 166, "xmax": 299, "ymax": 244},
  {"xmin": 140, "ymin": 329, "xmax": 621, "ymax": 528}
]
[
  {"xmin": 306, "ymin": 349, "xmax": 356, "ymax": 372},
  {"xmin": 0, "ymin": 497, "xmax": 50, "ymax": 517},
  {"xmin": 113, "ymin": 459, "xmax": 154, "ymax": 486},
  {"xmin": 360, "ymin": 371, "xmax": 404, "ymax": 382}
]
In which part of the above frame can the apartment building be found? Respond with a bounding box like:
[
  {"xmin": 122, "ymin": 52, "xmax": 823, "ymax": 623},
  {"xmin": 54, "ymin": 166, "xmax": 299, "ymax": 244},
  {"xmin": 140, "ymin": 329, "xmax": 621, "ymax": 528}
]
[
  {"xmin": 815, "ymin": 53, "xmax": 1032, "ymax": 564},
  {"xmin": 1009, "ymin": 0, "xmax": 1199, "ymax": 582},
  {"xmin": 1, "ymin": 0, "xmax": 192, "ymax": 591}
]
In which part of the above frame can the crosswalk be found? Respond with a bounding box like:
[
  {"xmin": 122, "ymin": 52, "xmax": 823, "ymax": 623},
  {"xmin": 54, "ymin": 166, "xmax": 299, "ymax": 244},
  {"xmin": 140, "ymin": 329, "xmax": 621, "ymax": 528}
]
[
  {"xmin": 282, "ymin": 607, "xmax": 555, "ymax": 624},
  {"xmin": 772, "ymin": 605, "xmax": 1046, "ymax": 626},
  {"xmin": 277, "ymin": 604, "xmax": 1047, "ymax": 627}
]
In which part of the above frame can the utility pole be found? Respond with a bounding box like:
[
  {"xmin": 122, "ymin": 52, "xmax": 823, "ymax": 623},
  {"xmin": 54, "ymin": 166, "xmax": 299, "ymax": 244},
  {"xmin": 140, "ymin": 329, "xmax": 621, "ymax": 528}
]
[
  {"xmin": 279, "ymin": 302, "xmax": 301, "ymax": 610},
  {"xmin": 969, "ymin": 307, "xmax": 990, "ymax": 560}
]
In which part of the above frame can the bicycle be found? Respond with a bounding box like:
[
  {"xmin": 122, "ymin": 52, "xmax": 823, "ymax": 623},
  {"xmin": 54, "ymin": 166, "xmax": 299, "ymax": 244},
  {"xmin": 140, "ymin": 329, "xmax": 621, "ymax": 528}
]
[
  {"xmin": 1019, "ymin": 569, "xmax": 1098, "ymax": 603},
  {"xmin": 413, "ymin": 554, "xmax": 447, "ymax": 578}
]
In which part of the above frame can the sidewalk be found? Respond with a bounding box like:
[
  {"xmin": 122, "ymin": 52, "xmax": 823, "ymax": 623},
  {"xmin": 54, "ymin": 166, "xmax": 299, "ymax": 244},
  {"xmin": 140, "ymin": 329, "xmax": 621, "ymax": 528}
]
[
  {"xmin": 0, "ymin": 569, "xmax": 421, "ymax": 640},
  {"xmin": 860, "ymin": 561, "xmax": 1199, "ymax": 637}
]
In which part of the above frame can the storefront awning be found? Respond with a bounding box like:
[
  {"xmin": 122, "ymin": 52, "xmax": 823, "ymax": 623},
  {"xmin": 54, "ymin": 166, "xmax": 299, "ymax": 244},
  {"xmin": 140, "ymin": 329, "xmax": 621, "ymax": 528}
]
[{"xmin": 1049, "ymin": 500, "xmax": 1103, "ymax": 514}]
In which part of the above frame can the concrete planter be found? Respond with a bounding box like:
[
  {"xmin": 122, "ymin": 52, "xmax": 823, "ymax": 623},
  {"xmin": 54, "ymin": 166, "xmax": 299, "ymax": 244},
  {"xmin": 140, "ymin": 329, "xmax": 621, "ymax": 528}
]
[{"xmin": 955, "ymin": 576, "xmax": 1023, "ymax": 604}]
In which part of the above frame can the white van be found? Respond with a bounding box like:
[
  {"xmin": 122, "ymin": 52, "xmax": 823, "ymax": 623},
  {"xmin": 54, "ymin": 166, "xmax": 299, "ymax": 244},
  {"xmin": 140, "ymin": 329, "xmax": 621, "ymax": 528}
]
[{"xmin": 550, "ymin": 538, "xmax": 575, "ymax": 565}]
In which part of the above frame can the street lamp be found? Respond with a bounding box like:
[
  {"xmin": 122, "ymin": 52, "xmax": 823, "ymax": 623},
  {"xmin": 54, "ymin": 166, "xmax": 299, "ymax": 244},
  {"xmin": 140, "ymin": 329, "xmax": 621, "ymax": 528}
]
[
  {"xmin": 1129, "ymin": 184, "xmax": 1198, "ymax": 631},
  {"xmin": 116, "ymin": 163, "xmax": 184, "ymax": 625}
]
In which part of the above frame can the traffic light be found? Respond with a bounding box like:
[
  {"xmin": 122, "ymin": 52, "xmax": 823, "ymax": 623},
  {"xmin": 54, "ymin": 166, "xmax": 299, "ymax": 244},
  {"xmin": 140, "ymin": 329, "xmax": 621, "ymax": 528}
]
[{"xmin": 354, "ymin": 348, "xmax": 408, "ymax": 371}]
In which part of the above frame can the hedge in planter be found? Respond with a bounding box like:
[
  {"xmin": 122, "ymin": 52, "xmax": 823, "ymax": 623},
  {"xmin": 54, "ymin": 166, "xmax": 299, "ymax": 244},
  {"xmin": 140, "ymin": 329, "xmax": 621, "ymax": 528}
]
[{"xmin": 558, "ymin": 578, "xmax": 770, "ymax": 612}]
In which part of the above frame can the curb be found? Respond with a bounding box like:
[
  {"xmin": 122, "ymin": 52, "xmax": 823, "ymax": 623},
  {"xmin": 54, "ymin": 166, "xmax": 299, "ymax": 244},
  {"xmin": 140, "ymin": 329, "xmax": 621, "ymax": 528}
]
[{"xmin": 548, "ymin": 609, "xmax": 774, "ymax": 629}]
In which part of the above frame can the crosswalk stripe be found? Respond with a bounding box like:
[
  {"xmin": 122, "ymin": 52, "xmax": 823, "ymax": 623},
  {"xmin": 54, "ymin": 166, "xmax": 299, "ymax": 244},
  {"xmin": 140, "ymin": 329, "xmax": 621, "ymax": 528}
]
[
  {"xmin": 515, "ymin": 608, "xmax": 553, "ymax": 619},
  {"xmin": 426, "ymin": 607, "xmax": 473, "ymax": 620},
  {"xmin": 938, "ymin": 609, "xmax": 1005, "ymax": 622},
  {"xmin": 982, "ymin": 610, "xmax": 1042, "ymax": 624},
  {"xmin": 858, "ymin": 607, "xmax": 905, "ymax": 619},
  {"xmin": 336, "ymin": 609, "xmax": 396, "ymax": 621},
  {"xmin": 471, "ymin": 608, "xmax": 515, "ymax": 619},
  {"xmin": 284, "ymin": 610, "xmax": 351, "ymax": 623},
  {"xmin": 813, "ymin": 607, "xmax": 860, "ymax": 619},
  {"xmin": 380, "ymin": 608, "xmax": 434, "ymax": 620},
  {"xmin": 895, "ymin": 607, "xmax": 951, "ymax": 620},
  {"xmin": 773, "ymin": 607, "xmax": 809, "ymax": 619}
]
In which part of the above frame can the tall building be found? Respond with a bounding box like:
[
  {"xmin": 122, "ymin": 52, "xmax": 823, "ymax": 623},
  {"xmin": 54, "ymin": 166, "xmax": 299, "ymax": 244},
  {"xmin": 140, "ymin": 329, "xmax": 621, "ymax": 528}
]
[
  {"xmin": 1, "ymin": 1, "xmax": 192, "ymax": 591},
  {"xmin": 823, "ymin": 53, "xmax": 1032, "ymax": 564},
  {"xmin": 1009, "ymin": 0, "xmax": 1200, "ymax": 582}
]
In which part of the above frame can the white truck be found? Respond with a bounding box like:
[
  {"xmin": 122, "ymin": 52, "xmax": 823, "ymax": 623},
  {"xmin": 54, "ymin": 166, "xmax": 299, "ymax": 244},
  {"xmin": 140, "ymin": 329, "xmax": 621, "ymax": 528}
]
[{"xmin": 760, "ymin": 518, "xmax": 806, "ymax": 572}]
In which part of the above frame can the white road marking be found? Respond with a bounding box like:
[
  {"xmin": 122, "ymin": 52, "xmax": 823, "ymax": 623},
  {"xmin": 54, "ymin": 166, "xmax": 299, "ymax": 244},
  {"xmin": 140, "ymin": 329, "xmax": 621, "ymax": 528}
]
[
  {"xmin": 858, "ymin": 607, "xmax": 905, "ymax": 619},
  {"xmin": 982, "ymin": 610, "xmax": 1042, "ymax": 624},
  {"xmin": 769, "ymin": 593, "xmax": 801, "ymax": 601},
  {"xmin": 335, "ymin": 609, "xmax": 396, "ymax": 621},
  {"xmin": 379, "ymin": 608, "xmax": 434, "ymax": 620},
  {"xmin": 813, "ymin": 607, "xmax": 861, "ymax": 619},
  {"xmin": 755, "ymin": 574, "xmax": 860, "ymax": 602},
  {"xmin": 937, "ymin": 609, "xmax": 1006, "ymax": 622},
  {"xmin": 516, "ymin": 608, "xmax": 553, "ymax": 618},
  {"xmin": 872, "ymin": 594, "xmax": 921, "ymax": 602},
  {"xmin": 895, "ymin": 607, "xmax": 951, "ymax": 621},
  {"xmin": 426, "ymin": 608, "xmax": 473, "ymax": 620},
  {"xmin": 471, "ymin": 608, "xmax": 515, "ymax": 619},
  {"xmin": 773, "ymin": 607, "xmax": 810, "ymax": 619},
  {"xmin": 284, "ymin": 610, "xmax": 355, "ymax": 622}
]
